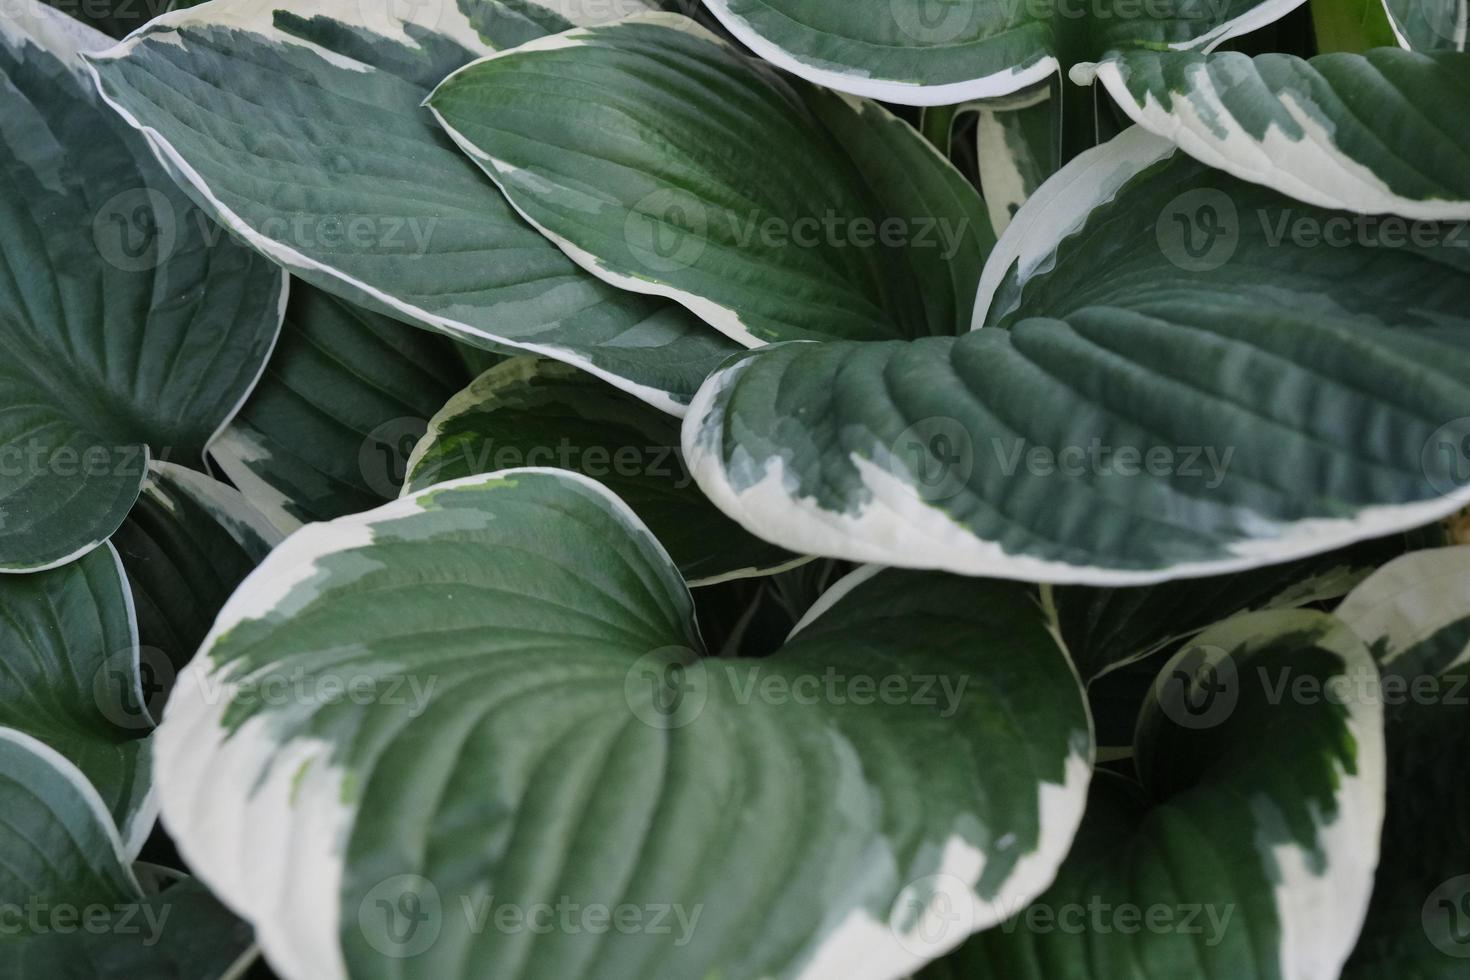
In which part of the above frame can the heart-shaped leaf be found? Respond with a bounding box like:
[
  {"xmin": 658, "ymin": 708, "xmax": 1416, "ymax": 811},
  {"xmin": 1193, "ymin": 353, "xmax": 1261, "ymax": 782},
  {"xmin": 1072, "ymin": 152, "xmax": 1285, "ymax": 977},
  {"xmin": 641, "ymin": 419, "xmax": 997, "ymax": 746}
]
[
  {"xmin": 208, "ymin": 281, "xmax": 486, "ymax": 534},
  {"xmin": 85, "ymin": 0, "xmax": 738, "ymax": 413},
  {"xmin": 403, "ymin": 357, "xmax": 801, "ymax": 584},
  {"xmin": 427, "ymin": 14, "xmax": 992, "ymax": 346},
  {"xmin": 1334, "ymin": 545, "xmax": 1470, "ymax": 976},
  {"xmin": 925, "ymin": 608, "xmax": 1385, "ymax": 980},
  {"xmin": 0, "ymin": 1, "xmax": 285, "ymax": 571},
  {"xmin": 683, "ymin": 127, "xmax": 1470, "ymax": 584},
  {"xmin": 1079, "ymin": 48, "xmax": 1470, "ymax": 218},
  {"xmin": 154, "ymin": 470, "xmax": 1092, "ymax": 980},
  {"xmin": 700, "ymin": 0, "xmax": 1307, "ymax": 105},
  {"xmin": 0, "ymin": 727, "xmax": 253, "ymax": 976}
]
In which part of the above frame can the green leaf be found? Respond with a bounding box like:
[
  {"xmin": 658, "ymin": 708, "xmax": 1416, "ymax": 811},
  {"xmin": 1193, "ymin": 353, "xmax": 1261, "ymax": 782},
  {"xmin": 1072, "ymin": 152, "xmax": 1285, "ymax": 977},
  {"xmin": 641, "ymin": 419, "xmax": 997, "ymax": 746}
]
[
  {"xmin": 402, "ymin": 357, "xmax": 801, "ymax": 585},
  {"xmin": 208, "ymin": 281, "xmax": 485, "ymax": 533},
  {"xmin": 964, "ymin": 81, "xmax": 1063, "ymax": 235},
  {"xmin": 154, "ymin": 470, "xmax": 1091, "ymax": 980},
  {"xmin": 700, "ymin": 0, "xmax": 1308, "ymax": 105},
  {"xmin": 1080, "ymin": 48, "xmax": 1470, "ymax": 218},
  {"xmin": 0, "ymin": 1, "xmax": 285, "ymax": 571},
  {"xmin": 1050, "ymin": 526, "xmax": 1440, "ymax": 681},
  {"xmin": 1334, "ymin": 546, "xmax": 1470, "ymax": 977},
  {"xmin": 1309, "ymin": 0, "xmax": 1399, "ymax": 52},
  {"xmin": 926, "ymin": 609, "xmax": 1385, "ymax": 980},
  {"xmin": 0, "ymin": 729, "xmax": 253, "ymax": 976},
  {"xmin": 683, "ymin": 128, "xmax": 1470, "ymax": 584},
  {"xmin": 1381, "ymin": 0, "xmax": 1467, "ymax": 50},
  {"xmin": 85, "ymin": 0, "xmax": 737, "ymax": 414},
  {"xmin": 427, "ymin": 14, "xmax": 992, "ymax": 346},
  {"xmin": 0, "ymin": 544, "xmax": 156, "ymax": 854},
  {"xmin": 111, "ymin": 461, "xmax": 281, "ymax": 675}
]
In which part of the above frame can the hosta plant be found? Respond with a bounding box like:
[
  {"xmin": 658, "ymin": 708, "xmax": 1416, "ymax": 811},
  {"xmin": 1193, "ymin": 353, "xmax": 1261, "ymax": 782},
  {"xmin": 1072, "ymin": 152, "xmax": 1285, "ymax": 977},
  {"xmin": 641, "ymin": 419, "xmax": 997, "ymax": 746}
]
[{"xmin": 1, "ymin": 0, "xmax": 1468, "ymax": 977}]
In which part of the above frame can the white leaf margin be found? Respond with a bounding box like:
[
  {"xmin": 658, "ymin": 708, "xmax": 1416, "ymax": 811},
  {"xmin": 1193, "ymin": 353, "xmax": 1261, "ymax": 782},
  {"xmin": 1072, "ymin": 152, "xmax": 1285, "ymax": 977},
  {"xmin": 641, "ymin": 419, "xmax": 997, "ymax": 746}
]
[
  {"xmin": 83, "ymin": 0, "xmax": 692, "ymax": 416},
  {"xmin": 157, "ymin": 469, "xmax": 1092, "ymax": 980}
]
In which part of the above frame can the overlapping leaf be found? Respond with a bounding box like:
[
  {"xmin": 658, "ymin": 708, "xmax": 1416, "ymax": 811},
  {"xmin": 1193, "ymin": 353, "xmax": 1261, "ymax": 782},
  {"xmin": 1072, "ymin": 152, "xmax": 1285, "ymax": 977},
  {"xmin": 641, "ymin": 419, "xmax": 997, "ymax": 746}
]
[
  {"xmin": 0, "ymin": 729, "xmax": 253, "ymax": 977},
  {"xmin": 154, "ymin": 470, "xmax": 1092, "ymax": 980},
  {"xmin": 0, "ymin": 1, "xmax": 284, "ymax": 571},
  {"xmin": 1335, "ymin": 546, "xmax": 1470, "ymax": 976},
  {"xmin": 403, "ymin": 357, "xmax": 800, "ymax": 584},
  {"xmin": 925, "ymin": 609, "xmax": 1385, "ymax": 980},
  {"xmin": 684, "ymin": 128, "xmax": 1470, "ymax": 584},
  {"xmin": 111, "ymin": 461, "xmax": 281, "ymax": 673},
  {"xmin": 85, "ymin": 0, "xmax": 738, "ymax": 413},
  {"xmin": 1080, "ymin": 47, "xmax": 1470, "ymax": 218},
  {"xmin": 427, "ymin": 14, "xmax": 993, "ymax": 346},
  {"xmin": 700, "ymin": 0, "xmax": 1309, "ymax": 105},
  {"xmin": 209, "ymin": 281, "xmax": 486, "ymax": 533}
]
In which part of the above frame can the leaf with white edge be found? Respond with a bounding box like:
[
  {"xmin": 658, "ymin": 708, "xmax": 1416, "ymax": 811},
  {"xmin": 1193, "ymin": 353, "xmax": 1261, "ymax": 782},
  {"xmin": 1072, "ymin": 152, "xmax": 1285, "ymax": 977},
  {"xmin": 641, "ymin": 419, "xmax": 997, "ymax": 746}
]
[
  {"xmin": 684, "ymin": 128, "xmax": 1470, "ymax": 585},
  {"xmin": 0, "ymin": 728, "xmax": 142, "ymax": 913},
  {"xmin": 208, "ymin": 281, "xmax": 487, "ymax": 535},
  {"xmin": 1334, "ymin": 546, "xmax": 1470, "ymax": 977},
  {"xmin": 0, "ymin": 1, "xmax": 285, "ymax": 572},
  {"xmin": 964, "ymin": 80, "xmax": 1062, "ymax": 235},
  {"xmin": 155, "ymin": 470, "xmax": 1092, "ymax": 980},
  {"xmin": 1080, "ymin": 48, "xmax": 1470, "ymax": 218},
  {"xmin": 0, "ymin": 544, "xmax": 157, "ymax": 855},
  {"xmin": 925, "ymin": 608, "xmax": 1386, "ymax": 980},
  {"xmin": 1050, "ymin": 525, "xmax": 1442, "ymax": 681},
  {"xmin": 403, "ymin": 357, "xmax": 802, "ymax": 585},
  {"xmin": 427, "ymin": 13, "xmax": 993, "ymax": 346},
  {"xmin": 1382, "ymin": 0, "xmax": 1467, "ymax": 50},
  {"xmin": 112, "ymin": 461, "xmax": 281, "ymax": 674},
  {"xmin": 0, "ymin": 729, "xmax": 254, "ymax": 975},
  {"xmin": 85, "ymin": 0, "xmax": 738, "ymax": 413},
  {"xmin": 700, "ymin": 0, "xmax": 1310, "ymax": 106}
]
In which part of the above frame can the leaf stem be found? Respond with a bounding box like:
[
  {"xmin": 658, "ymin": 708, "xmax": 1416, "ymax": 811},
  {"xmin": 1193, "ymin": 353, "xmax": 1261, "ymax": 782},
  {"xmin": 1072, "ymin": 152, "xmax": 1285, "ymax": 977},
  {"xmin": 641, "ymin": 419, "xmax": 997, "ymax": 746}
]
[{"xmin": 919, "ymin": 104, "xmax": 959, "ymax": 154}]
